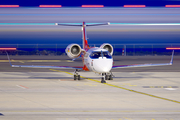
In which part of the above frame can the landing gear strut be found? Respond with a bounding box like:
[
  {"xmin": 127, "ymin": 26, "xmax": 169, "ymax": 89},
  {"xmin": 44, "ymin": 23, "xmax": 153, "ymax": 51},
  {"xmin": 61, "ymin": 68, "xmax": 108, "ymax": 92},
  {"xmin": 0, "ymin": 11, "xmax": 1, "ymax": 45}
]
[
  {"xmin": 101, "ymin": 73, "xmax": 106, "ymax": 83},
  {"xmin": 74, "ymin": 69, "xmax": 80, "ymax": 80}
]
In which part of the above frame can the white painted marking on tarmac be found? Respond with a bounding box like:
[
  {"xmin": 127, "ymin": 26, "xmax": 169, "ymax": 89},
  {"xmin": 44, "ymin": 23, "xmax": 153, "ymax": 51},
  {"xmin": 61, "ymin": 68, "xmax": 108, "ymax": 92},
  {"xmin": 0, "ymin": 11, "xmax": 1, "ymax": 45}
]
[
  {"xmin": 165, "ymin": 88, "xmax": 176, "ymax": 90},
  {"xmin": 16, "ymin": 85, "xmax": 28, "ymax": 89}
]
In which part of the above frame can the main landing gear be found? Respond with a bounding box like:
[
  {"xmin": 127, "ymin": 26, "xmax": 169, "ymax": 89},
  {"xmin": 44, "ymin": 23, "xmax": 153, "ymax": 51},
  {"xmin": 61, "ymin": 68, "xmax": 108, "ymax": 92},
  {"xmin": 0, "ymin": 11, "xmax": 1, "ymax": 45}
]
[
  {"xmin": 74, "ymin": 69, "xmax": 81, "ymax": 80},
  {"xmin": 101, "ymin": 72, "xmax": 114, "ymax": 83},
  {"xmin": 105, "ymin": 73, "xmax": 113, "ymax": 80}
]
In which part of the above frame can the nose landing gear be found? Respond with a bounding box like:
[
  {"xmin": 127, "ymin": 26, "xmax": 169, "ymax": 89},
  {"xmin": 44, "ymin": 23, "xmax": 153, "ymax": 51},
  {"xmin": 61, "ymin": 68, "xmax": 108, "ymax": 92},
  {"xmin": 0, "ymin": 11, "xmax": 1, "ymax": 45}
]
[
  {"xmin": 101, "ymin": 73, "xmax": 106, "ymax": 83},
  {"xmin": 105, "ymin": 74, "xmax": 113, "ymax": 80},
  {"xmin": 101, "ymin": 72, "xmax": 114, "ymax": 83},
  {"xmin": 105, "ymin": 72, "xmax": 114, "ymax": 80}
]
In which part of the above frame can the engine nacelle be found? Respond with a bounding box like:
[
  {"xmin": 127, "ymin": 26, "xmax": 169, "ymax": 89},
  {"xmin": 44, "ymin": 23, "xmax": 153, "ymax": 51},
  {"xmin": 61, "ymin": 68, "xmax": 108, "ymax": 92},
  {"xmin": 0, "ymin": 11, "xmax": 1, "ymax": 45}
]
[
  {"xmin": 65, "ymin": 44, "xmax": 82, "ymax": 59},
  {"xmin": 100, "ymin": 43, "xmax": 113, "ymax": 55}
]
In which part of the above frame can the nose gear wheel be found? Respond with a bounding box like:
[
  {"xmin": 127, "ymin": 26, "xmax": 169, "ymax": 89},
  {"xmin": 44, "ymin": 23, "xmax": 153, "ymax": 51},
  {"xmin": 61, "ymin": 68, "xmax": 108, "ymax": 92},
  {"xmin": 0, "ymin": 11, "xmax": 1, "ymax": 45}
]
[
  {"xmin": 101, "ymin": 73, "xmax": 106, "ymax": 83},
  {"xmin": 105, "ymin": 72, "xmax": 113, "ymax": 80},
  {"xmin": 105, "ymin": 75, "xmax": 113, "ymax": 80}
]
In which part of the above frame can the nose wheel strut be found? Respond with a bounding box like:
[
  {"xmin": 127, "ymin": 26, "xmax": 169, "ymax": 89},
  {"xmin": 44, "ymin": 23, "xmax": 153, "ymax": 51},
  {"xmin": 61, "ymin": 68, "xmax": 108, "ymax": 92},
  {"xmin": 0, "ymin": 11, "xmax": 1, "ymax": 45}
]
[{"xmin": 101, "ymin": 73, "xmax": 106, "ymax": 83}]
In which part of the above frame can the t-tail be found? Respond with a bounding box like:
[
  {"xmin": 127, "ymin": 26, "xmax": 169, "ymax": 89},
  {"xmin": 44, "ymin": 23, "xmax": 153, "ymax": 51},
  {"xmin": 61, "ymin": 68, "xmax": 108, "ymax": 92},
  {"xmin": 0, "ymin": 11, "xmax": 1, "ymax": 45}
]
[{"xmin": 55, "ymin": 22, "xmax": 110, "ymax": 50}]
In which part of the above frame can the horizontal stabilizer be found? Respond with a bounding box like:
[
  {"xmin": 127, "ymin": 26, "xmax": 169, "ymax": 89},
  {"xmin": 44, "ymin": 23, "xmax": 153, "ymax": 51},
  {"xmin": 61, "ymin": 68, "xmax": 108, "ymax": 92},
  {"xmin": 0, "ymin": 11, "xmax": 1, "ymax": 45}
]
[
  {"xmin": 55, "ymin": 22, "xmax": 110, "ymax": 27},
  {"xmin": 86, "ymin": 22, "xmax": 110, "ymax": 26},
  {"xmin": 55, "ymin": 23, "xmax": 82, "ymax": 26}
]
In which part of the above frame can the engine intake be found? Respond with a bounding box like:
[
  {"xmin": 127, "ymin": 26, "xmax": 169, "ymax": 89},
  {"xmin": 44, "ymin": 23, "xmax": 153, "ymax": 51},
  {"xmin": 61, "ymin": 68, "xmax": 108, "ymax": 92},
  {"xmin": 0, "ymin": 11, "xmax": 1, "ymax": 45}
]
[
  {"xmin": 100, "ymin": 43, "xmax": 113, "ymax": 55},
  {"xmin": 65, "ymin": 44, "xmax": 82, "ymax": 59}
]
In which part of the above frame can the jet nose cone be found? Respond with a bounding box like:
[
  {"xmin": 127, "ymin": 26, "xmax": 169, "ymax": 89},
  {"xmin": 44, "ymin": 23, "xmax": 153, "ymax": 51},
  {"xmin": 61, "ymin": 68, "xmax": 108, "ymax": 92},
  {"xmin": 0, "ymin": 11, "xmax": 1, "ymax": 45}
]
[{"xmin": 93, "ymin": 58, "xmax": 113, "ymax": 73}]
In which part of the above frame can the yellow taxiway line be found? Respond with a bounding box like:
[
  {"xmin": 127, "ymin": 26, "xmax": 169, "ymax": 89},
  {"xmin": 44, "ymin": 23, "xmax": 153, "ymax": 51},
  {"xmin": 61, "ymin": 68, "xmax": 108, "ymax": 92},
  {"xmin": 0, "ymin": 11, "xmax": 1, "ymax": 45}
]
[{"xmin": 49, "ymin": 69, "xmax": 180, "ymax": 104}]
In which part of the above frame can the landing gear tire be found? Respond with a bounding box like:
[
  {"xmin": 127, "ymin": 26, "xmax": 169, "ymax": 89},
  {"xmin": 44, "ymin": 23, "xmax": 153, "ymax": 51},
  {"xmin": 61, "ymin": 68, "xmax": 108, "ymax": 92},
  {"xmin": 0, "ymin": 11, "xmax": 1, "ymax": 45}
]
[
  {"xmin": 101, "ymin": 77, "xmax": 106, "ymax": 83},
  {"xmin": 105, "ymin": 75, "xmax": 113, "ymax": 80},
  {"xmin": 105, "ymin": 75, "xmax": 108, "ymax": 80},
  {"xmin": 74, "ymin": 69, "xmax": 81, "ymax": 81},
  {"xmin": 74, "ymin": 75, "xmax": 77, "ymax": 80},
  {"xmin": 74, "ymin": 75, "xmax": 80, "ymax": 80},
  {"xmin": 109, "ymin": 75, "xmax": 113, "ymax": 80},
  {"xmin": 78, "ymin": 75, "xmax": 80, "ymax": 80}
]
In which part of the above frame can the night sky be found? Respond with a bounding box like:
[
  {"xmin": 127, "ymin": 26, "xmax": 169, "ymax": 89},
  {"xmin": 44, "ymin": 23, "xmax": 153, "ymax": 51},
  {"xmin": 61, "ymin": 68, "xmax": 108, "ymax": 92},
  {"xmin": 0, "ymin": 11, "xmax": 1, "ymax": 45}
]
[
  {"xmin": 0, "ymin": 0, "xmax": 180, "ymax": 52},
  {"xmin": 0, "ymin": 0, "xmax": 180, "ymax": 7}
]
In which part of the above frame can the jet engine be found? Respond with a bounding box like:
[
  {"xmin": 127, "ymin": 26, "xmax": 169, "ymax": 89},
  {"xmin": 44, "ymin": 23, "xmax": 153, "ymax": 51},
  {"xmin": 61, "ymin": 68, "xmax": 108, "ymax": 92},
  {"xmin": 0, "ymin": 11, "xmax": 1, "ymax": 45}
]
[
  {"xmin": 100, "ymin": 43, "xmax": 113, "ymax": 55},
  {"xmin": 65, "ymin": 44, "xmax": 82, "ymax": 59}
]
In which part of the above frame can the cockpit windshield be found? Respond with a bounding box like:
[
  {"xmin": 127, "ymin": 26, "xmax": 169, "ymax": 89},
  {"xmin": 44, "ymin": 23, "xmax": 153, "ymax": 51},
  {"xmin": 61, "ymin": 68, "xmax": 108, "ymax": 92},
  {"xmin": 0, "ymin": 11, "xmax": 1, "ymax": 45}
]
[{"xmin": 90, "ymin": 51, "xmax": 112, "ymax": 59}]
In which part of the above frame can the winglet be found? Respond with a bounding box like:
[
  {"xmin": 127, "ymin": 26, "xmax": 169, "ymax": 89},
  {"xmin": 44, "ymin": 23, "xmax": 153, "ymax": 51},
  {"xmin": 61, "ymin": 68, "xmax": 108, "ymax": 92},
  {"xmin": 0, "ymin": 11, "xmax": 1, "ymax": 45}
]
[
  {"xmin": 170, "ymin": 50, "xmax": 174, "ymax": 65},
  {"xmin": 6, "ymin": 51, "xmax": 12, "ymax": 66}
]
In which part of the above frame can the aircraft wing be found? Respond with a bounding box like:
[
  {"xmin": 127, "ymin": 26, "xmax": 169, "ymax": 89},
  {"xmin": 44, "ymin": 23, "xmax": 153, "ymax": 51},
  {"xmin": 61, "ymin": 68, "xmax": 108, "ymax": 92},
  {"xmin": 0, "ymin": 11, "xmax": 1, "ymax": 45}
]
[
  {"xmin": 112, "ymin": 50, "xmax": 174, "ymax": 69},
  {"xmin": 11, "ymin": 65, "xmax": 83, "ymax": 69},
  {"xmin": 6, "ymin": 52, "xmax": 83, "ymax": 70}
]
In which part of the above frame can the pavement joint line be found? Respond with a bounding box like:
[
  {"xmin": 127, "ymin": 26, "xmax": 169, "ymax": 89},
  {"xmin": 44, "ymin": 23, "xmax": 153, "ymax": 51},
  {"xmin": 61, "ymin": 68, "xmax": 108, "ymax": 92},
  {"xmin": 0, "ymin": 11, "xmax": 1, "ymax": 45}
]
[
  {"xmin": 2, "ymin": 110, "xmax": 180, "ymax": 113},
  {"xmin": 49, "ymin": 69, "xmax": 180, "ymax": 104}
]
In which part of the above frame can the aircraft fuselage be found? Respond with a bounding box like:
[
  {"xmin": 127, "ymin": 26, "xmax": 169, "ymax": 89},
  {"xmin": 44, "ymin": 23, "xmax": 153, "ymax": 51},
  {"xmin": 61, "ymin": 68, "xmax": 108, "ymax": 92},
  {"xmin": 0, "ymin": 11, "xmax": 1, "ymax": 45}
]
[{"xmin": 83, "ymin": 47, "xmax": 113, "ymax": 73}]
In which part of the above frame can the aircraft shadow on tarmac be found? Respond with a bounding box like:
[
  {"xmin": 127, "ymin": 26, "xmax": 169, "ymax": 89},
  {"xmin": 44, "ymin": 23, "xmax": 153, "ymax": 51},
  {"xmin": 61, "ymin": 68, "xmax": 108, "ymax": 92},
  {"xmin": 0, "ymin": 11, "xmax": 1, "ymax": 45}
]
[
  {"xmin": 27, "ymin": 72, "xmax": 149, "ymax": 81},
  {"xmin": 28, "ymin": 76, "xmax": 101, "ymax": 81},
  {"xmin": 28, "ymin": 76, "xmax": 143, "ymax": 81}
]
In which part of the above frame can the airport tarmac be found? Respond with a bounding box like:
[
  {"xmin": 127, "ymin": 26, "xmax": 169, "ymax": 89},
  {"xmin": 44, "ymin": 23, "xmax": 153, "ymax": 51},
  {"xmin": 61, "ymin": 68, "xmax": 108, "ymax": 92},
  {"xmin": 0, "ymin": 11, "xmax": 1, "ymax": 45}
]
[{"xmin": 0, "ymin": 55, "xmax": 180, "ymax": 120}]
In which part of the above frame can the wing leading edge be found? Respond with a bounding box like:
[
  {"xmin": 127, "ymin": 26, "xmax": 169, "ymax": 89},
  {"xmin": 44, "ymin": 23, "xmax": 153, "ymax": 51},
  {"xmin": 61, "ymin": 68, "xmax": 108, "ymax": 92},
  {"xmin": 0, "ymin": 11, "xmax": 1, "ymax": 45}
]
[
  {"xmin": 112, "ymin": 50, "xmax": 174, "ymax": 69},
  {"xmin": 6, "ymin": 52, "xmax": 83, "ymax": 70},
  {"xmin": 11, "ymin": 65, "xmax": 83, "ymax": 69}
]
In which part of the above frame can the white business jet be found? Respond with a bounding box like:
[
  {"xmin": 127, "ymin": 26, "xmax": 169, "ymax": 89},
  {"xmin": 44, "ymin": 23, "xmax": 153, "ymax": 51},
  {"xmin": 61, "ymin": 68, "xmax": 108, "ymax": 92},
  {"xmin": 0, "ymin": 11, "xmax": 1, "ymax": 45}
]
[{"xmin": 7, "ymin": 22, "xmax": 174, "ymax": 83}]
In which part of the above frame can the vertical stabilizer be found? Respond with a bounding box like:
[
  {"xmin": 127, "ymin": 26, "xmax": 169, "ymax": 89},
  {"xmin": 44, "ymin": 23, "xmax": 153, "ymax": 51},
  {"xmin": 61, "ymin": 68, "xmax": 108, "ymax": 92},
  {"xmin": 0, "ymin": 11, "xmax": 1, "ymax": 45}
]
[{"xmin": 82, "ymin": 22, "xmax": 89, "ymax": 49}]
